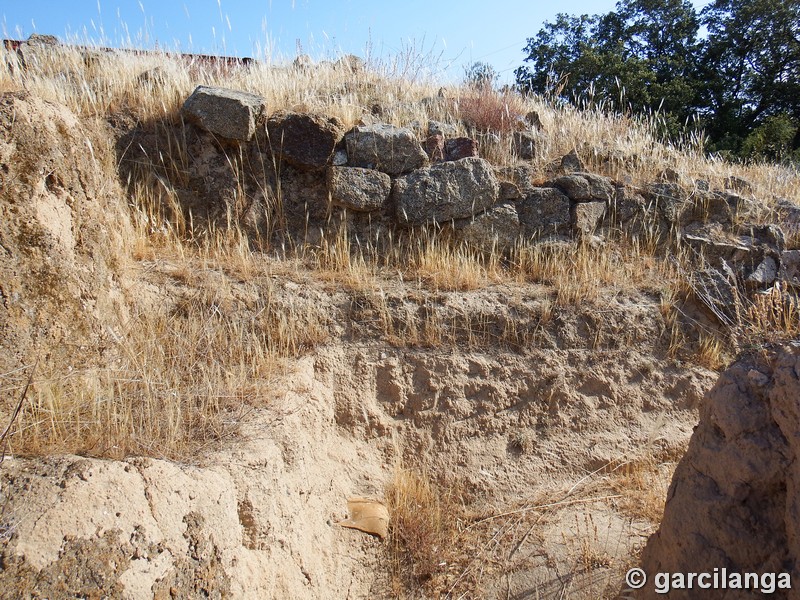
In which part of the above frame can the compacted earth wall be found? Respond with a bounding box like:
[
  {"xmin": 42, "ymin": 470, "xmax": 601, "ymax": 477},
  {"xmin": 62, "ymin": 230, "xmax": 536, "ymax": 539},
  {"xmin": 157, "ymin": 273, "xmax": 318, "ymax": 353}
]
[{"xmin": 637, "ymin": 343, "xmax": 800, "ymax": 600}]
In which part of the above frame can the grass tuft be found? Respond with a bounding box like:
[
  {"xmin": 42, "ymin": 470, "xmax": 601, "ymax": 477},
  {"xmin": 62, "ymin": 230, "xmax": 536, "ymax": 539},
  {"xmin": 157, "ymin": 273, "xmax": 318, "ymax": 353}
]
[{"xmin": 385, "ymin": 467, "xmax": 464, "ymax": 596}]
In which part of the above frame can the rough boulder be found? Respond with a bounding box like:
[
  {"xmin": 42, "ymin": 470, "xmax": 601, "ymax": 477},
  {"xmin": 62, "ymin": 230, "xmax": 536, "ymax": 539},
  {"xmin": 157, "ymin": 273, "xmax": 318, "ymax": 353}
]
[
  {"xmin": 266, "ymin": 111, "xmax": 344, "ymax": 170},
  {"xmin": 455, "ymin": 202, "xmax": 520, "ymax": 251},
  {"xmin": 638, "ymin": 343, "xmax": 800, "ymax": 599},
  {"xmin": 327, "ymin": 166, "xmax": 391, "ymax": 212},
  {"xmin": 517, "ymin": 187, "xmax": 572, "ymax": 236},
  {"xmin": 182, "ymin": 86, "xmax": 267, "ymax": 142},
  {"xmin": 345, "ymin": 123, "xmax": 428, "ymax": 175},
  {"xmin": 393, "ymin": 157, "xmax": 499, "ymax": 224}
]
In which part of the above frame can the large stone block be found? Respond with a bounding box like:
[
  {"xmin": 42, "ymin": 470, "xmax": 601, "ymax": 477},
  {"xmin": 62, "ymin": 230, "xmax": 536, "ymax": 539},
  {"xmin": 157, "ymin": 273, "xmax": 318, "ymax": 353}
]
[
  {"xmin": 512, "ymin": 131, "xmax": 537, "ymax": 160},
  {"xmin": 781, "ymin": 250, "xmax": 800, "ymax": 288},
  {"xmin": 572, "ymin": 201, "xmax": 606, "ymax": 236},
  {"xmin": 327, "ymin": 167, "xmax": 391, "ymax": 212},
  {"xmin": 646, "ymin": 182, "xmax": 690, "ymax": 225},
  {"xmin": 553, "ymin": 172, "xmax": 614, "ymax": 202},
  {"xmin": 393, "ymin": 157, "xmax": 499, "ymax": 224},
  {"xmin": 182, "ymin": 85, "xmax": 267, "ymax": 142},
  {"xmin": 517, "ymin": 187, "xmax": 571, "ymax": 236},
  {"xmin": 639, "ymin": 345, "xmax": 800, "ymax": 599},
  {"xmin": 455, "ymin": 203, "xmax": 520, "ymax": 251},
  {"xmin": 444, "ymin": 137, "xmax": 479, "ymax": 161},
  {"xmin": 345, "ymin": 123, "xmax": 428, "ymax": 175},
  {"xmin": 267, "ymin": 111, "xmax": 344, "ymax": 170}
]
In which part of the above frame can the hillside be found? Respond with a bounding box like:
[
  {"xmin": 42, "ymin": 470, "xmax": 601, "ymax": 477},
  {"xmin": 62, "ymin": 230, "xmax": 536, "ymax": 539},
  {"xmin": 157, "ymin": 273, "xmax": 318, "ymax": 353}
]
[{"xmin": 0, "ymin": 36, "xmax": 799, "ymax": 599}]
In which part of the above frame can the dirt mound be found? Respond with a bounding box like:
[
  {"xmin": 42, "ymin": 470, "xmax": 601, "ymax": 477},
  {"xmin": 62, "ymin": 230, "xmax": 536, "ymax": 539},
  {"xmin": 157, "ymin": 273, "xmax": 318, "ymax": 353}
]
[
  {"xmin": 638, "ymin": 343, "xmax": 800, "ymax": 599},
  {"xmin": 0, "ymin": 92, "xmax": 132, "ymax": 375}
]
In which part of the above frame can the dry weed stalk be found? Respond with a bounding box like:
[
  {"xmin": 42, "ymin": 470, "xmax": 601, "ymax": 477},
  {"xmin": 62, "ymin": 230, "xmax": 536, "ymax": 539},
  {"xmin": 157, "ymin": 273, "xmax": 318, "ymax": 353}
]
[
  {"xmin": 385, "ymin": 450, "xmax": 676, "ymax": 599},
  {"xmin": 610, "ymin": 455, "xmax": 677, "ymax": 526},
  {"xmin": 745, "ymin": 282, "xmax": 800, "ymax": 340},
  {"xmin": 695, "ymin": 333, "xmax": 726, "ymax": 370}
]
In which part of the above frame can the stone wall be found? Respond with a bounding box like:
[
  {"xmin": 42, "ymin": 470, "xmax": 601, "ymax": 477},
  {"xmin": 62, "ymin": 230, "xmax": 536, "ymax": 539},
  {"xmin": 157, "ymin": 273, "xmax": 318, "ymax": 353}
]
[{"xmin": 119, "ymin": 85, "xmax": 799, "ymax": 299}]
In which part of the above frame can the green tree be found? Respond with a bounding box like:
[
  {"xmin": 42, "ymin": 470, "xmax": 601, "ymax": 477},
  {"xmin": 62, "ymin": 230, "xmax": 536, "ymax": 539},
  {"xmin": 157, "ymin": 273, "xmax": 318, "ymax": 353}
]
[
  {"xmin": 741, "ymin": 113, "xmax": 800, "ymax": 162},
  {"xmin": 604, "ymin": 0, "xmax": 701, "ymax": 115},
  {"xmin": 514, "ymin": 13, "xmax": 601, "ymax": 100},
  {"xmin": 515, "ymin": 0, "xmax": 800, "ymax": 160},
  {"xmin": 700, "ymin": 0, "xmax": 800, "ymax": 156},
  {"xmin": 515, "ymin": 0, "xmax": 701, "ymax": 121}
]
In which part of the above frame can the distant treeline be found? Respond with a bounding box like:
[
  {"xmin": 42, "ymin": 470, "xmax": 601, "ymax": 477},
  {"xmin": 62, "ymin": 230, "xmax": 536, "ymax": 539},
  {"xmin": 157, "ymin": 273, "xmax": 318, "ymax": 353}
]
[{"xmin": 514, "ymin": 0, "xmax": 800, "ymax": 162}]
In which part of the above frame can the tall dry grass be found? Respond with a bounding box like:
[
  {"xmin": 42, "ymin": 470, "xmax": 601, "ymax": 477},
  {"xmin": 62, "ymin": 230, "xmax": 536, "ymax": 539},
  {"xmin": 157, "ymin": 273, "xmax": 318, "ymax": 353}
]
[
  {"xmin": 4, "ymin": 277, "xmax": 328, "ymax": 460},
  {"xmin": 386, "ymin": 467, "xmax": 466, "ymax": 596},
  {"xmin": 386, "ymin": 461, "xmax": 656, "ymax": 599},
  {"xmin": 2, "ymin": 39, "xmax": 797, "ymax": 200}
]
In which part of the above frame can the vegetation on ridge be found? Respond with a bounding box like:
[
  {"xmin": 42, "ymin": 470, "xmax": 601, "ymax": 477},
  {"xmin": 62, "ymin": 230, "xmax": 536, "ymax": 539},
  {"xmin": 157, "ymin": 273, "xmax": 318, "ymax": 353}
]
[{"xmin": 515, "ymin": 0, "xmax": 800, "ymax": 162}]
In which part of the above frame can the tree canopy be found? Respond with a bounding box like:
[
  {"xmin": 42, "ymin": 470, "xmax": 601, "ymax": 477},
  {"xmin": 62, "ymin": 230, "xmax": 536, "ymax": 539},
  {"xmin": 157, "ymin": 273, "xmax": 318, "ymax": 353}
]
[{"xmin": 515, "ymin": 0, "xmax": 800, "ymax": 161}]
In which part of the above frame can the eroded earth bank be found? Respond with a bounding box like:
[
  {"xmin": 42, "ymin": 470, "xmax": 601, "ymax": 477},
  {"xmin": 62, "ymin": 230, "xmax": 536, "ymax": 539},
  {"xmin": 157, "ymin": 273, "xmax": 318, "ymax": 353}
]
[{"xmin": 1, "ymin": 54, "xmax": 798, "ymax": 599}]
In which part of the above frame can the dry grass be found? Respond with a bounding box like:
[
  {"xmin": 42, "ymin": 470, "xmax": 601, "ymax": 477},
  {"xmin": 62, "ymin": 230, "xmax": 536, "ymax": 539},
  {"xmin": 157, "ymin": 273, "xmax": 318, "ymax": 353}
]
[
  {"xmin": 695, "ymin": 333, "xmax": 727, "ymax": 370},
  {"xmin": 610, "ymin": 456, "xmax": 676, "ymax": 525},
  {"xmin": 3, "ymin": 40, "xmax": 797, "ymax": 201},
  {"xmin": 405, "ymin": 233, "xmax": 502, "ymax": 292},
  {"xmin": 295, "ymin": 219, "xmax": 685, "ymax": 308},
  {"xmin": 3, "ymin": 274, "xmax": 329, "ymax": 460},
  {"xmin": 745, "ymin": 283, "xmax": 800, "ymax": 341},
  {"xmin": 385, "ymin": 462, "xmax": 656, "ymax": 599},
  {"xmin": 385, "ymin": 467, "xmax": 466, "ymax": 596},
  {"xmin": 513, "ymin": 238, "xmax": 682, "ymax": 307},
  {"xmin": 457, "ymin": 88, "xmax": 526, "ymax": 133}
]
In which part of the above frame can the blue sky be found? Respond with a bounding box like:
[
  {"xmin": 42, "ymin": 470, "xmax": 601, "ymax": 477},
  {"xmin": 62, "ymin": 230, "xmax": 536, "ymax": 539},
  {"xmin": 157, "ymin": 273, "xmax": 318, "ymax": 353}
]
[{"xmin": 2, "ymin": 1, "xmax": 711, "ymax": 84}]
